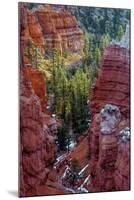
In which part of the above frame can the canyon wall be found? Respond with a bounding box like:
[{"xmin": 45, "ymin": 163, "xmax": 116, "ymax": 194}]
[
  {"xmin": 20, "ymin": 70, "xmax": 57, "ymax": 197},
  {"xmin": 19, "ymin": 3, "xmax": 45, "ymax": 66},
  {"xmin": 19, "ymin": 3, "xmax": 84, "ymax": 61},
  {"xmin": 19, "ymin": 3, "xmax": 130, "ymax": 195},
  {"xmin": 90, "ymin": 44, "xmax": 130, "ymax": 118},
  {"xmin": 88, "ymin": 44, "xmax": 130, "ymax": 192},
  {"xmin": 36, "ymin": 5, "xmax": 84, "ymax": 55}
]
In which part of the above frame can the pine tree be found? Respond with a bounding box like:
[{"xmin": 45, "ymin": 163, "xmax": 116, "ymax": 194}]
[
  {"xmin": 116, "ymin": 25, "xmax": 124, "ymax": 41},
  {"xmin": 100, "ymin": 34, "xmax": 109, "ymax": 51},
  {"xmin": 94, "ymin": 47, "xmax": 101, "ymax": 67},
  {"xmin": 25, "ymin": 39, "xmax": 51, "ymax": 79}
]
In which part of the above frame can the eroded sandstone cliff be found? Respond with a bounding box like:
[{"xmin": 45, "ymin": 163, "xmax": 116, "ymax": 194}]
[
  {"xmin": 90, "ymin": 44, "xmax": 130, "ymax": 118},
  {"xmin": 19, "ymin": 3, "xmax": 84, "ymax": 60},
  {"xmin": 19, "ymin": 3, "xmax": 45, "ymax": 66},
  {"xmin": 36, "ymin": 5, "xmax": 84, "ymax": 55},
  {"xmin": 23, "ymin": 67, "xmax": 46, "ymax": 111},
  {"xmin": 19, "ymin": 3, "xmax": 130, "ymax": 195},
  {"xmin": 87, "ymin": 44, "xmax": 130, "ymax": 192},
  {"xmin": 20, "ymin": 70, "xmax": 57, "ymax": 197}
]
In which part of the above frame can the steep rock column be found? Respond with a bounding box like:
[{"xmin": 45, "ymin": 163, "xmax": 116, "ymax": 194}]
[
  {"xmin": 114, "ymin": 127, "xmax": 130, "ymax": 190},
  {"xmin": 88, "ymin": 104, "xmax": 121, "ymax": 192},
  {"xmin": 20, "ymin": 70, "xmax": 57, "ymax": 197},
  {"xmin": 88, "ymin": 44, "xmax": 130, "ymax": 192},
  {"xmin": 88, "ymin": 114, "xmax": 100, "ymax": 173}
]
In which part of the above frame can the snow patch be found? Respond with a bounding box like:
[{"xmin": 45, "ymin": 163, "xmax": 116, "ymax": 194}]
[{"xmin": 78, "ymin": 164, "xmax": 89, "ymax": 176}]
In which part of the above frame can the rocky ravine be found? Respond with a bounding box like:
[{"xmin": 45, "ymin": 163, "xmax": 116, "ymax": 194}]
[
  {"xmin": 20, "ymin": 44, "xmax": 130, "ymax": 196},
  {"xmin": 43, "ymin": 44, "xmax": 130, "ymax": 194},
  {"xmin": 19, "ymin": 2, "xmax": 130, "ymax": 196},
  {"xmin": 19, "ymin": 4, "xmax": 86, "ymax": 196}
]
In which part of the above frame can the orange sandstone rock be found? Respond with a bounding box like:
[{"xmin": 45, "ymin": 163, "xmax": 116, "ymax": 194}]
[{"xmin": 24, "ymin": 67, "xmax": 46, "ymax": 111}]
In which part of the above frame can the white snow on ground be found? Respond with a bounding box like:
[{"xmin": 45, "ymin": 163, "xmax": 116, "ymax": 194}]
[
  {"xmin": 78, "ymin": 164, "xmax": 89, "ymax": 176},
  {"xmin": 68, "ymin": 140, "xmax": 76, "ymax": 150},
  {"xmin": 56, "ymin": 154, "xmax": 66, "ymax": 162},
  {"xmin": 61, "ymin": 165, "xmax": 70, "ymax": 179},
  {"xmin": 54, "ymin": 152, "xmax": 68, "ymax": 167},
  {"xmin": 78, "ymin": 174, "xmax": 91, "ymax": 193},
  {"xmin": 64, "ymin": 187, "xmax": 76, "ymax": 194},
  {"xmin": 82, "ymin": 174, "xmax": 91, "ymax": 185}
]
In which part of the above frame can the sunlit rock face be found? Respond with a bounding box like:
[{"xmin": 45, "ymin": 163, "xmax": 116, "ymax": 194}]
[
  {"xmin": 88, "ymin": 45, "xmax": 130, "ymax": 192},
  {"xmin": 24, "ymin": 67, "xmax": 46, "ymax": 111},
  {"xmin": 20, "ymin": 70, "xmax": 57, "ymax": 197},
  {"xmin": 35, "ymin": 5, "xmax": 84, "ymax": 55},
  {"xmin": 19, "ymin": 3, "xmax": 84, "ymax": 59},
  {"xmin": 19, "ymin": 3, "xmax": 45, "ymax": 67}
]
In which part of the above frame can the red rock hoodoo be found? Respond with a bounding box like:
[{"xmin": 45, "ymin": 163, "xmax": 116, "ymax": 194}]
[{"xmin": 88, "ymin": 44, "xmax": 130, "ymax": 192}]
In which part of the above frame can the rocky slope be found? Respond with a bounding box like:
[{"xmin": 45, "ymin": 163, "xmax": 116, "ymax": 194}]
[
  {"xmin": 88, "ymin": 44, "xmax": 130, "ymax": 192},
  {"xmin": 42, "ymin": 134, "xmax": 90, "ymax": 195}
]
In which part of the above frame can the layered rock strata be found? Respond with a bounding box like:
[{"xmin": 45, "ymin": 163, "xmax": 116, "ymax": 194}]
[
  {"xmin": 36, "ymin": 5, "xmax": 84, "ymax": 55},
  {"xmin": 90, "ymin": 44, "xmax": 130, "ymax": 119},
  {"xmin": 19, "ymin": 3, "xmax": 45, "ymax": 67},
  {"xmin": 88, "ymin": 104, "xmax": 121, "ymax": 192},
  {"xmin": 88, "ymin": 44, "xmax": 130, "ymax": 192},
  {"xmin": 19, "ymin": 3, "xmax": 84, "ymax": 61}
]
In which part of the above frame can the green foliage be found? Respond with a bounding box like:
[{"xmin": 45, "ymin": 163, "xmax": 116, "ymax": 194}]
[
  {"xmin": 63, "ymin": 50, "xmax": 71, "ymax": 59},
  {"xmin": 57, "ymin": 123, "xmax": 68, "ymax": 151},
  {"xmin": 83, "ymin": 36, "xmax": 89, "ymax": 59},
  {"xmin": 47, "ymin": 49, "xmax": 91, "ymax": 141},
  {"xmin": 23, "ymin": 5, "xmax": 130, "ymax": 154},
  {"xmin": 99, "ymin": 34, "xmax": 110, "ymax": 51},
  {"xmin": 116, "ymin": 25, "xmax": 124, "ymax": 41},
  {"xmin": 25, "ymin": 39, "xmax": 51, "ymax": 79},
  {"xmin": 94, "ymin": 47, "xmax": 101, "ymax": 67},
  {"xmin": 67, "ymin": 6, "xmax": 130, "ymax": 41}
]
